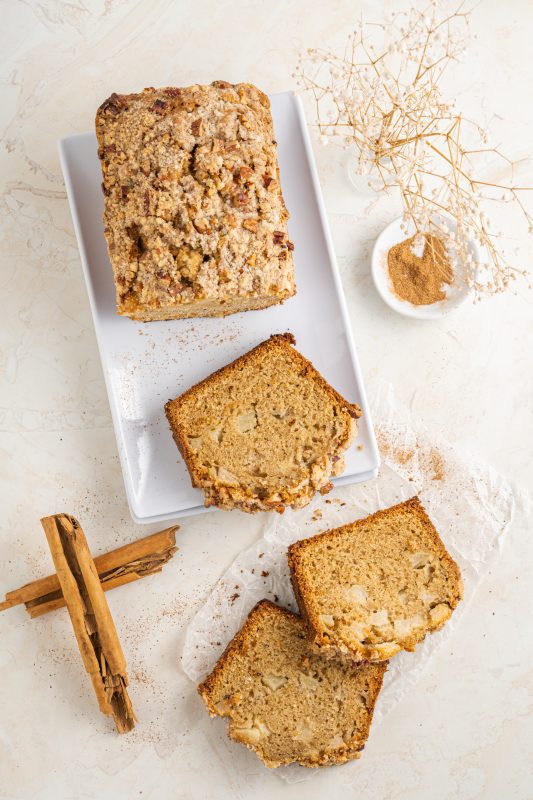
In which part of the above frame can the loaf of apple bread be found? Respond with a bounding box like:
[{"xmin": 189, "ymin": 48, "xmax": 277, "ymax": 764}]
[{"xmin": 95, "ymin": 81, "xmax": 295, "ymax": 321}]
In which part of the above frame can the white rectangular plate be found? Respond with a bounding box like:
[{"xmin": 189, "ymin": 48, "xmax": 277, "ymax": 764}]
[{"xmin": 59, "ymin": 92, "xmax": 379, "ymax": 524}]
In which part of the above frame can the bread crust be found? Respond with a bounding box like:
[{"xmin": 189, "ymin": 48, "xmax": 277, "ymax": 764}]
[
  {"xmin": 288, "ymin": 497, "xmax": 464, "ymax": 661},
  {"xmin": 165, "ymin": 333, "xmax": 362, "ymax": 513},
  {"xmin": 95, "ymin": 82, "xmax": 296, "ymax": 320}
]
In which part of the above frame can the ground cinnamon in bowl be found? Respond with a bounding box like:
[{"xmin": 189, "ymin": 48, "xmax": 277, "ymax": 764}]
[{"xmin": 387, "ymin": 233, "xmax": 453, "ymax": 305}]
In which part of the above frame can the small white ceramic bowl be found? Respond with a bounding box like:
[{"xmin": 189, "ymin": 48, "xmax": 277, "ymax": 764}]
[{"xmin": 371, "ymin": 216, "xmax": 479, "ymax": 319}]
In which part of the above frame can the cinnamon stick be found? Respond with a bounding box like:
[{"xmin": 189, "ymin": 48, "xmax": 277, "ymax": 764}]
[
  {"xmin": 0, "ymin": 527, "xmax": 178, "ymax": 618},
  {"xmin": 41, "ymin": 514, "xmax": 137, "ymax": 733}
]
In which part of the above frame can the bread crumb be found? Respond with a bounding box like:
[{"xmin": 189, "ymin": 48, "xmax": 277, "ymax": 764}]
[{"xmin": 428, "ymin": 448, "xmax": 445, "ymax": 481}]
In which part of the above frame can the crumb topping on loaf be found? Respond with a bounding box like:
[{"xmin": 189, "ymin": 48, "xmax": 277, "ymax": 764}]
[
  {"xmin": 198, "ymin": 600, "xmax": 385, "ymax": 768},
  {"xmin": 288, "ymin": 497, "xmax": 463, "ymax": 661},
  {"xmin": 95, "ymin": 82, "xmax": 295, "ymax": 320},
  {"xmin": 165, "ymin": 334, "xmax": 361, "ymax": 513}
]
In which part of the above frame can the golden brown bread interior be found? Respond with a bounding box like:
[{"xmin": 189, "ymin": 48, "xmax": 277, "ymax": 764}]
[
  {"xmin": 165, "ymin": 333, "xmax": 361, "ymax": 513},
  {"xmin": 95, "ymin": 81, "xmax": 295, "ymax": 321},
  {"xmin": 198, "ymin": 600, "xmax": 386, "ymax": 768},
  {"xmin": 288, "ymin": 497, "xmax": 463, "ymax": 661}
]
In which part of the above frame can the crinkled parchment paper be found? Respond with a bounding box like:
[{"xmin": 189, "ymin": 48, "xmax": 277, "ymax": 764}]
[{"xmin": 182, "ymin": 384, "xmax": 524, "ymax": 783}]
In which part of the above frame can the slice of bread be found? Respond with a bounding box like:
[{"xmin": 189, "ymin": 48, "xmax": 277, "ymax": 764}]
[
  {"xmin": 288, "ymin": 497, "xmax": 463, "ymax": 661},
  {"xmin": 165, "ymin": 334, "xmax": 361, "ymax": 513},
  {"xmin": 198, "ymin": 600, "xmax": 386, "ymax": 768}
]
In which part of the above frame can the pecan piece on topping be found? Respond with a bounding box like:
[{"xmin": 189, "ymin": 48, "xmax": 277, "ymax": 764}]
[
  {"xmin": 191, "ymin": 118, "xmax": 202, "ymax": 136},
  {"xmin": 168, "ymin": 281, "xmax": 183, "ymax": 296},
  {"xmin": 164, "ymin": 88, "xmax": 182, "ymax": 98},
  {"xmin": 233, "ymin": 192, "xmax": 249, "ymax": 207},
  {"xmin": 153, "ymin": 99, "xmax": 168, "ymax": 111},
  {"xmin": 99, "ymin": 92, "xmax": 126, "ymax": 115},
  {"xmin": 233, "ymin": 166, "xmax": 254, "ymax": 184},
  {"xmin": 98, "ymin": 143, "xmax": 117, "ymax": 160},
  {"xmin": 242, "ymin": 219, "xmax": 258, "ymax": 232},
  {"xmin": 262, "ymin": 174, "xmax": 274, "ymax": 189},
  {"xmin": 287, "ymin": 240, "xmax": 295, "ymax": 251},
  {"xmin": 273, "ymin": 230, "xmax": 285, "ymax": 245}
]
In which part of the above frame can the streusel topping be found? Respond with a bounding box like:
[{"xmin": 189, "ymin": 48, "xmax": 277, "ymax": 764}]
[{"xmin": 96, "ymin": 82, "xmax": 295, "ymax": 315}]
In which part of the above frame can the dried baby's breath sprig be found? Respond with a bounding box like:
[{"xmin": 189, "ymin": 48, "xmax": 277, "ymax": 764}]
[{"xmin": 294, "ymin": 1, "xmax": 532, "ymax": 297}]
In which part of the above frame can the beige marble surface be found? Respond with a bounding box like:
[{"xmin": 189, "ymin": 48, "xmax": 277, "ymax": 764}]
[{"xmin": 1, "ymin": 1, "xmax": 532, "ymax": 798}]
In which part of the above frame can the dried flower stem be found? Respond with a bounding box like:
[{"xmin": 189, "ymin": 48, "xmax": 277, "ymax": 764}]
[{"xmin": 295, "ymin": 1, "xmax": 532, "ymax": 297}]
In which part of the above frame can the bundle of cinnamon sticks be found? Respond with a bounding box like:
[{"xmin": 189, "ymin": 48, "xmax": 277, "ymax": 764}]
[
  {"xmin": 1, "ymin": 524, "xmax": 178, "ymax": 617},
  {"xmin": 1, "ymin": 514, "xmax": 178, "ymax": 734}
]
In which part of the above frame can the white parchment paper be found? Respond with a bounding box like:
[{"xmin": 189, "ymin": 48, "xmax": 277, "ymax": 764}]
[{"xmin": 182, "ymin": 384, "xmax": 521, "ymax": 782}]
